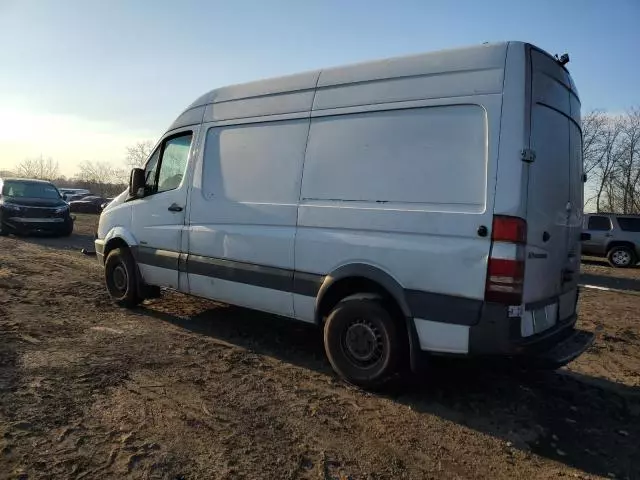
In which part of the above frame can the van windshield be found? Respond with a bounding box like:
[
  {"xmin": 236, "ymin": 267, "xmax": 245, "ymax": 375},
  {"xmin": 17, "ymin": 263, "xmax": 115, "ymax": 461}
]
[{"xmin": 2, "ymin": 181, "xmax": 61, "ymax": 199}]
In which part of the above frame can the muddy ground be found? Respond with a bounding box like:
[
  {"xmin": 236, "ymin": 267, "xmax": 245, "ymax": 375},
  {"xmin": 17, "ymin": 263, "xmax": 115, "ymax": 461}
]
[{"xmin": 0, "ymin": 215, "xmax": 638, "ymax": 480}]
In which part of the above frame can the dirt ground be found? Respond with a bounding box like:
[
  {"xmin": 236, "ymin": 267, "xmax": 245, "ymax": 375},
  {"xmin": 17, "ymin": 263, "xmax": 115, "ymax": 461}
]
[{"xmin": 0, "ymin": 215, "xmax": 638, "ymax": 480}]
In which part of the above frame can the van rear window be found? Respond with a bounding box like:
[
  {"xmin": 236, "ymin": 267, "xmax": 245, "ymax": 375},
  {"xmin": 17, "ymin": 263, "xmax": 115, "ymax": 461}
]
[{"xmin": 617, "ymin": 217, "xmax": 640, "ymax": 232}]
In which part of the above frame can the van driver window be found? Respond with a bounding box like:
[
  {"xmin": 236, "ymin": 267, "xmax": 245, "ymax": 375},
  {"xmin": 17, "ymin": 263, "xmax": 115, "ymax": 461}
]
[
  {"xmin": 144, "ymin": 148, "xmax": 160, "ymax": 195},
  {"xmin": 157, "ymin": 133, "xmax": 193, "ymax": 193}
]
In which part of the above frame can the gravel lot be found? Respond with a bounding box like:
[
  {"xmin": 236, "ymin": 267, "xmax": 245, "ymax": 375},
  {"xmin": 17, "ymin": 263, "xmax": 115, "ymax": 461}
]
[{"xmin": 0, "ymin": 215, "xmax": 638, "ymax": 479}]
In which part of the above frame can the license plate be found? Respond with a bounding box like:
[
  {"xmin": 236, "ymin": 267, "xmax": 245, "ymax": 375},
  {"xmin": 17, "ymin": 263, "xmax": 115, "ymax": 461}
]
[{"xmin": 534, "ymin": 303, "xmax": 558, "ymax": 333}]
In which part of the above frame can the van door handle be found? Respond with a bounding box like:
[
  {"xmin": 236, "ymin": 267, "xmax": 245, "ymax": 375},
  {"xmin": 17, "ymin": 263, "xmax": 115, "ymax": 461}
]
[{"xmin": 168, "ymin": 204, "xmax": 183, "ymax": 212}]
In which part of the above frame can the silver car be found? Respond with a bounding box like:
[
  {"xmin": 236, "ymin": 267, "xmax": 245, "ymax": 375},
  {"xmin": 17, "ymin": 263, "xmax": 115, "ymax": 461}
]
[{"xmin": 582, "ymin": 214, "xmax": 640, "ymax": 267}]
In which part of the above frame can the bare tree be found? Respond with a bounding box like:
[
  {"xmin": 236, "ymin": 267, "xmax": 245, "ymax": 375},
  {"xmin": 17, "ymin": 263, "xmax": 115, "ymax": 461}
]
[
  {"xmin": 75, "ymin": 161, "xmax": 127, "ymax": 196},
  {"xmin": 584, "ymin": 107, "xmax": 640, "ymax": 214},
  {"xmin": 618, "ymin": 108, "xmax": 640, "ymax": 213},
  {"xmin": 582, "ymin": 110, "xmax": 608, "ymax": 176},
  {"xmin": 593, "ymin": 116, "xmax": 624, "ymax": 212},
  {"xmin": 125, "ymin": 140, "xmax": 154, "ymax": 169},
  {"xmin": 15, "ymin": 155, "xmax": 60, "ymax": 180}
]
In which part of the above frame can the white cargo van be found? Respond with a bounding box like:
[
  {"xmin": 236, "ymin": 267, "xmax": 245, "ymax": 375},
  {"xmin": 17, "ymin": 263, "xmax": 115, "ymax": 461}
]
[{"xmin": 96, "ymin": 41, "xmax": 593, "ymax": 387}]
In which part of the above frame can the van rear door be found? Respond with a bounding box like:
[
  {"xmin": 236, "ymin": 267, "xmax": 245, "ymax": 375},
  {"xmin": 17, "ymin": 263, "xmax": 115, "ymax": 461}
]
[{"xmin": 523, "ymin": 47, "xmax": 582, "ymax": 313}]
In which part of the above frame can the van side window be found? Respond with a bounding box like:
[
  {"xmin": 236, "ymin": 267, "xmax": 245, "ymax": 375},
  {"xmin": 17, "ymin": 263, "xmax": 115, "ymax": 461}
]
[
  {"xmin": 143, "ymin": 132, "xmax": 193, "ymax": 196},
  {"xmin": 587, "ymin": 216, "xmax": 611, "ymax": 231},
  {"xmin": 157, "ymin": 134, "xmax": 193, "ymax": 193},
  {"xmin": 617, "ymin": 217, "xmax": 640, "ymax": 232}
]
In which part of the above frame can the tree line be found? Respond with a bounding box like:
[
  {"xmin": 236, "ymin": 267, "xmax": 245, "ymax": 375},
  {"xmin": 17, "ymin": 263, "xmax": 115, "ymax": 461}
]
[{"xmin": 4, "ymin": 141, "xmax": 154, "ymax": 197}]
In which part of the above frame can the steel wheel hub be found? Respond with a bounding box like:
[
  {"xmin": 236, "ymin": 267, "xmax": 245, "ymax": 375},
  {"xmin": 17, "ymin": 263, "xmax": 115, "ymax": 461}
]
[
  {"xmin": 113, "ymin": 264, "xmax": 128, "ymax": 292},
  {"xmin": 343, "ymin": 319, "xmax": 383, "ymax": 366}
]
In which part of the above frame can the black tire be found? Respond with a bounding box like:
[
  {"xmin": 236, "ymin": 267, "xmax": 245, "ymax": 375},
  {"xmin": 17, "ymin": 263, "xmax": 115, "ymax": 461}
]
[
  {"xmin": 324, "ymin": 297, "xmax": 402, "ymax": 389},
  {"xmin": 60, "ymin": 218, "xmax": 74, "ymax": 237},
  {"xmin": 607, "ymin": 246, "xmax": 637, "ymax": 268},
  {"xmin": 104, "ymin": 247, "xmax": 141, "ymax": 308}
]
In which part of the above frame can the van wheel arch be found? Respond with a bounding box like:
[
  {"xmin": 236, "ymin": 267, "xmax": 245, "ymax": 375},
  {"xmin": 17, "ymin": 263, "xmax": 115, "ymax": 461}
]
[
  {"xmin": 103, "ymin": 237, "xmax": 131, "ymax": 261},
  {"xmin": 315, "ymin": 265, "xmax": 411, "ymax": 324}
]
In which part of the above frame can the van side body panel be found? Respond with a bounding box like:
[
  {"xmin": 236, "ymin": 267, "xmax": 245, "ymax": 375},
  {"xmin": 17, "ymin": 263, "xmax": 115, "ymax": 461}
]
[
  {"xmin": 295, "ymin": 45, "xmax": 508, "ymax": 352},
  {"xmin": 186, "ymin": 101, "xmax": 313, "ymax": 317}
]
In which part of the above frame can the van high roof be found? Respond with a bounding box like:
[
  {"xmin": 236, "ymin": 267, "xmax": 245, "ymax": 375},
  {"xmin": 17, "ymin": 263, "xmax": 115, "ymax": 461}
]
[
  {"xmin": 168, "ymin": 41, "xmax": 570, "ymax": 133},
  {"xmin": 169, "ymin": 42, "xmax": 517, "ymax": 131}
]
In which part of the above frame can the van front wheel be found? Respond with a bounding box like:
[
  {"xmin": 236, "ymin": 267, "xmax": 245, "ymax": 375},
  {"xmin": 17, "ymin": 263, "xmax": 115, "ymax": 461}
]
[
  {"xmin": 324, "ymin": 298, "xmax": 401, "ymax": 389},
  {"xmin": 105, "ymin": 247, "xmax": 141, "ymax": 308}
]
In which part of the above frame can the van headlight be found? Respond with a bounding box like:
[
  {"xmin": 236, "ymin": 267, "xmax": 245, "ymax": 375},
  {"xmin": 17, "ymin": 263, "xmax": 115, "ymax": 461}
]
[{"xmin": 54, "ymin": 205, "xmax": 69, "ymax": 214}]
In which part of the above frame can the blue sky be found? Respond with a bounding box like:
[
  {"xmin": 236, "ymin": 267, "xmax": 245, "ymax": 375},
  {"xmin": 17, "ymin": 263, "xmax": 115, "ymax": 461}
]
[{"xmin": 0, "ymin": 0, "xmax": 638, "ymax": 174}]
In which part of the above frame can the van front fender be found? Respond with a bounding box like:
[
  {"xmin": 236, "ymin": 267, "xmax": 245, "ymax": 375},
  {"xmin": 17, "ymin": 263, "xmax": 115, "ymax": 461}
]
[{"xmin": 103, "ymin": 226, "xmax": 138, "ymax": 252}]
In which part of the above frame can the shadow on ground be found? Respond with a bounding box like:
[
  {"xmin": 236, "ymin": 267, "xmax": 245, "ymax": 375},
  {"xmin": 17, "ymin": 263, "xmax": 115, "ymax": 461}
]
[
  {"xmin": 580, "ymin": 272, "xmax": 640, "ymax": 292},
  {"xmin": 581, "ymin": 257, "xmax": 640, "ymax": 269},
  {"xmin": 140, "ymin": 303, "xmax": 639, "ymax": 480},
  {"xmin": 11, "ymin": 232, "xmax": 96, "ymax": 252},
  {"xmin": 581, "ymin": 258, "xmax": 611, "ymax": 267}
]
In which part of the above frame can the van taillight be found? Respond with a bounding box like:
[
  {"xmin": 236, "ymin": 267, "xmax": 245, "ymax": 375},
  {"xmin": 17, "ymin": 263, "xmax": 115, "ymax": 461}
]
[
  {"xmin": 485, "ymin": 216, "xmax": 527, "ymax": 304},
  {"xmin": 492, "ymin": 216, "xmax": 527, "ymax": 244},
  {"xmin": 485, "ymin": 258, "xmax": 525, "ymax": 304}
]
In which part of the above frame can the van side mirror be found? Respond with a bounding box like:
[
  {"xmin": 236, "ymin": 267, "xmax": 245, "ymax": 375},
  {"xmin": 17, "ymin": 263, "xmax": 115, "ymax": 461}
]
[{"xmin": 129, "ymin": 168, "xmax": 145, "ymax": 197}]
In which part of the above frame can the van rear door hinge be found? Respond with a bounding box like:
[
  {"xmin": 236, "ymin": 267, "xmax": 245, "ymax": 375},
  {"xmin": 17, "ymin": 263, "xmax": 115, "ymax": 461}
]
[{"xmin": 521, "ymin": 148, "xmax": 536, "ymax": 163}]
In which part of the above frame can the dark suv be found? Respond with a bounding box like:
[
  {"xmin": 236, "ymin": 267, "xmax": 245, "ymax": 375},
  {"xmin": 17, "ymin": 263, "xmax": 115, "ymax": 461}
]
[
  {"xmin": 582, "ymin": 213, "xmax": 640, "ymax": 268},
  {"xmin": 0, "ymin": 178, "xmax": 73, "ymax": 236}
]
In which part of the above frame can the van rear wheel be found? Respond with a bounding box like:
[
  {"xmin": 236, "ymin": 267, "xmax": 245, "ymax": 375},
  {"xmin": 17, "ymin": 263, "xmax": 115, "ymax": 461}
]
[
  {"xmin": 323, "ymin": 297, "xmax": 401, "ymax": 389},
  {"xmin": 105, "ymin": 247, "xmax": 141, "ymax": 308},
  {"xmin": 607, "ymin": 246, "xmax": 636, "ymax": 268}
]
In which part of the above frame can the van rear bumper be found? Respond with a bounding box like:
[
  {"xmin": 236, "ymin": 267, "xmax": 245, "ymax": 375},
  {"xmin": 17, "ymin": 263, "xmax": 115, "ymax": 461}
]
[
  {"xmin": 517, "ymin": 328, "xmax": 594, "ymax": 369},
  {"xmin": 467, "ymin": 301, "xmax": 579, "ymax": 356},
  {"xmin": 411, "ymin": 291, "xmax": 593, "ymax": 369},
  {"xmin": 469, "ymin": 308, "xmax": 593, "ymax": 366},
  {"xmin": 411, "ymin": 312, "xmax": 593, "ymax": 371}
]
